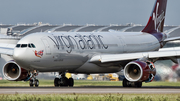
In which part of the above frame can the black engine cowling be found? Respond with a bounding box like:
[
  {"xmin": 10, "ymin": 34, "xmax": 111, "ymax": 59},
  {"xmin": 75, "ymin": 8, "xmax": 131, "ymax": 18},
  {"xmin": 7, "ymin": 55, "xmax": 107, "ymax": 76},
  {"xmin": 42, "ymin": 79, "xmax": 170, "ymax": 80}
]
[
  {"xmin": 3, "ymin": 61, "xmax": 28, "ymax": 81},
  {"xmin": 124, "ymin": 60, "xmax": 156, "ymax": 82}
]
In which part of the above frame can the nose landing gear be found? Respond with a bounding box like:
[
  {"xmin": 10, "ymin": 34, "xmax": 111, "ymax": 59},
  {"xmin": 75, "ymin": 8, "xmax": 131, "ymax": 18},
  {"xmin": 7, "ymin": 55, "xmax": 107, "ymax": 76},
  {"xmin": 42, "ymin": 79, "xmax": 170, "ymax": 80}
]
[
  {"xmin": 29, "ymin": 70, "xmax": 39, "ymax": 87},
  {"xmin": 29, "ymin": 79, "xmax": 39, "ymax": 87},
  {"xmin": 54, "ymin": 72, "xmax": 74, "ymax": 87}
]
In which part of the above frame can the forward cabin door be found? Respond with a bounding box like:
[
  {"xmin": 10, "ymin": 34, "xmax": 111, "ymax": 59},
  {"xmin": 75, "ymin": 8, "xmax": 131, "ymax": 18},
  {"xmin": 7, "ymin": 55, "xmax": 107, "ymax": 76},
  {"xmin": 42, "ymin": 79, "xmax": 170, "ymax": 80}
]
[{"xmin": 41, "ymin": 37, "xmax": 51, "ymax": 55}]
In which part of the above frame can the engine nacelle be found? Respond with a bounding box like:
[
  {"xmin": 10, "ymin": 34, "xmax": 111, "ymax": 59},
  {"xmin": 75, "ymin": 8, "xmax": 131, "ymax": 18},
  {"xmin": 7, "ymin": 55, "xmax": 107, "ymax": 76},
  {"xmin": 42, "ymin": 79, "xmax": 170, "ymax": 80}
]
[
  {"xmin": 124, "ymin": 60, "xmax": 156, "ymax": 82},
  {"xmin": 3, "ymin": 61, "xmax": 28, "ymax": 81}
]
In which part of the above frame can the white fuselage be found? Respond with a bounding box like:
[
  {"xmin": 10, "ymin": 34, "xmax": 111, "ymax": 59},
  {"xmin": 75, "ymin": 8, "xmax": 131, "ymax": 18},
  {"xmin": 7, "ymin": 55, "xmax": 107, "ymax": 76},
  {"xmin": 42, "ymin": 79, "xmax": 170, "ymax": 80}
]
[{"xmin": 13, "ymin": 32, "xmax": 162, "ymax": 73}]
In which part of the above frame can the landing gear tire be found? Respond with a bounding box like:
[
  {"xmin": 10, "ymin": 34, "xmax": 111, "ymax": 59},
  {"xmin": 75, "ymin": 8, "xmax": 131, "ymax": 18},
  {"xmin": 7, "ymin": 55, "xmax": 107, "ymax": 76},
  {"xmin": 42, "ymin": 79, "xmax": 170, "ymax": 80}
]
[
  {"xmin": 123, "ymin": 78, "xmax": 131, "ymax": 87},
  {"xmin": 68, "ymin": 78, "xmax": 74, "ymax": 87},
  {"xmin": 29, "ymin": 79, "xmax": 39, "ymax": 87},
  {"xmin": 59, "ymin": 78, "xmax": 63, "ymax": 86},
  {"xmin": 60, "ymin": 77, "xmax": 68, "ymax": 87},
  {"xmin": 35, "ymin": 79, "xmax": 39, "ymax": 87},
  {"xmin": 54, "ymin": 78, "xmax": 60, "ymax": 87},
  {"xmin": 29, "ymin": 80, "xmax": 33, "ymax": 87},
  {"xmin": 135, "ymin": 82, "xmax": 142, "ymax": 88},
  {"xmin": 123, "ymin": 78, "xmax": 142, "ymax": 88},
  {"xmin": 54, "ymin": 72, "xmax": 74, "ymax": 87}
]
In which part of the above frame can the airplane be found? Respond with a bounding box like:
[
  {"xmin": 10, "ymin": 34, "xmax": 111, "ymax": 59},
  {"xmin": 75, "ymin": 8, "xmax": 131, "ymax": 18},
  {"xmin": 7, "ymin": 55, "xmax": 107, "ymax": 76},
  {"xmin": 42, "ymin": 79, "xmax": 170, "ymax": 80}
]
[{"xmin": 1, "ymin": 0, "xmax": 180, "ymax": 87}]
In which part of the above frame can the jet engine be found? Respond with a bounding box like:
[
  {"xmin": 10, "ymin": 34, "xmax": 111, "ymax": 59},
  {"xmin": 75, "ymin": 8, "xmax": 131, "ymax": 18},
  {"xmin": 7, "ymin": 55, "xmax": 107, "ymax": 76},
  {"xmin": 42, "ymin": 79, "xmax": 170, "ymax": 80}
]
[
  {"xmin": 3, "ymin": 61, "xmax": 29, "ymax": 81},
  {"xmin": 124, "ymin": 60, "xmax": 156, "ymax": 82}
]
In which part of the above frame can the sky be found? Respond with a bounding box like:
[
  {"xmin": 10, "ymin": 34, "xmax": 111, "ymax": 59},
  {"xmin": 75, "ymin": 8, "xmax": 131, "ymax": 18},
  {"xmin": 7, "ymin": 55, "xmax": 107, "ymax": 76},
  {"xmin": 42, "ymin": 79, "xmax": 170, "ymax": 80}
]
[{"xmin": 0, "ymin": 0, "xmax": 179, "ymax": 26}]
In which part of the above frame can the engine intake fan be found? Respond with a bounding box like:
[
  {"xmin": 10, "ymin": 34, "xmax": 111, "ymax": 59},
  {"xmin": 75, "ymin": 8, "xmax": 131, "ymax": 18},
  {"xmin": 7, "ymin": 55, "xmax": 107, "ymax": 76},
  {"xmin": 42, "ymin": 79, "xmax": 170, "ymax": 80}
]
[
  {"xmin": 3, "ymin": 61, "xmax": 28, "ymax": 81},
  {"xmin": 124, "ymin": 60, "xmax": 156, "ymax": 82}
]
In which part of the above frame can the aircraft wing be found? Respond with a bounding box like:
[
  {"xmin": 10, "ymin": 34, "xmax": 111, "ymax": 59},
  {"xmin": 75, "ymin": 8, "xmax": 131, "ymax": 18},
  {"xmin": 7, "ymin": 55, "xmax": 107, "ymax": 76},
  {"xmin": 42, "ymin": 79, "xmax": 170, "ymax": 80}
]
[
  {"xmin": 164, "ymin": 37, "xmax": 180, "ymax": 42},
  {"xmin": 0, "ymin": 43, "xmax": 16, "ymax": 56},
  {"xmin": 90, "ymin": 47, "xmax": 180, "ymax": 63}
]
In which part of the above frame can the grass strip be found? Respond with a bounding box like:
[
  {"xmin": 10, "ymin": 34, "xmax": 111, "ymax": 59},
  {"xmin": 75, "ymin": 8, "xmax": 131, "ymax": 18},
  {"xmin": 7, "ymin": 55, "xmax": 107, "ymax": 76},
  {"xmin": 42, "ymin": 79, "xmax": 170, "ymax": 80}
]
[{"xmin": 0, "ymin": 93, "xmax": 180, "ymax": 101}]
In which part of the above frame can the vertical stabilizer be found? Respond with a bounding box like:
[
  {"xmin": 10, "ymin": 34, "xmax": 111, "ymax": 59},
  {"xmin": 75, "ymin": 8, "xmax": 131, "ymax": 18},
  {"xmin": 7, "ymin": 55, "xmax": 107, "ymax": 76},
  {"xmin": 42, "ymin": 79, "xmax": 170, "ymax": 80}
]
[{"xmin": 142, "ymin": 0, "xmax": 167, "ymax": 33}]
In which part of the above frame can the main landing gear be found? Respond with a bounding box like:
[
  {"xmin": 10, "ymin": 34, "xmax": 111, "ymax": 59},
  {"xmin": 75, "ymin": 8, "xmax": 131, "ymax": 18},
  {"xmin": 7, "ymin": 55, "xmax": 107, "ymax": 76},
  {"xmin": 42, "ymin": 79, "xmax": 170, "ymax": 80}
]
[
  {"xmin": 29, "ymin": 70, "xmax": 39, "ymax": 87},
  {"xmin": 54, "ymin": 73, "xmax": 74, "ymax": 87},
  {"xmin": 122, "ymin": 78, "xmax": 142, "ymax": 88}
]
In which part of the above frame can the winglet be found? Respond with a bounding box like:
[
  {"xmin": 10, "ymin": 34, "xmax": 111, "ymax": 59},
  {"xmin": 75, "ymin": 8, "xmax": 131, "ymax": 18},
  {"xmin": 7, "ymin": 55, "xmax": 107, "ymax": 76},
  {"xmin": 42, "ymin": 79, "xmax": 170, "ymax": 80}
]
[{"xmin": 142, "ymin": 0, "xmax": 167, "ymax": 33}]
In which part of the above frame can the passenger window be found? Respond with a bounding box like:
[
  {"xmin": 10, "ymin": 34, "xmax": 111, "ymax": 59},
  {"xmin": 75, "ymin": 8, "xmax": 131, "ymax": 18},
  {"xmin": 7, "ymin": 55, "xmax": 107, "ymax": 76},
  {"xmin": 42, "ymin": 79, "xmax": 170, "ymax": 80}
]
[
  {"xmin": 21, "ymin": 44, "xmax": 27, "ymax": 48},
  {"xmin": 31, "ymin": 44, "xmax": 36, "ymax": 48},
  {"xmin": 16, "ymin": 44, "xmax": 21, "ymax": 48}
]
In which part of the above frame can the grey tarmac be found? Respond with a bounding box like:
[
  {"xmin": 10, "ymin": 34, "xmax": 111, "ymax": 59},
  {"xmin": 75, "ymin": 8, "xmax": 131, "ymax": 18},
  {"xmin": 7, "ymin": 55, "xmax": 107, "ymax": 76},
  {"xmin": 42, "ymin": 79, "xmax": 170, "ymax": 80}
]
[{"xmin": 0, "ymin": 86, "xmax": 180, "ymax": 94}]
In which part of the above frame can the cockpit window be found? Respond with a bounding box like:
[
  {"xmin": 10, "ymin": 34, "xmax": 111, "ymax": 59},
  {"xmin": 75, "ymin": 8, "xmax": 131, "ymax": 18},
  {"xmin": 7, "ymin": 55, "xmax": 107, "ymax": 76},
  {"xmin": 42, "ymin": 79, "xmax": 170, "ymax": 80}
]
[
  {"xmin": 16, "ymin": 43, "xmax": 35, "ymax": 48},
  {"xmin": 31, "ymin": 44, "xmax": 36, "ymax": 48},
  {"xmin": 16, "ymin": 44, "xmax": 21, "ymax": 48},
  {"xmin": 21, "ymin": 44, "xmax": 27, "ymax": 48},
  {"xmin": 28, "ymin": 44, "xmax": 32, "ymax": 48}
]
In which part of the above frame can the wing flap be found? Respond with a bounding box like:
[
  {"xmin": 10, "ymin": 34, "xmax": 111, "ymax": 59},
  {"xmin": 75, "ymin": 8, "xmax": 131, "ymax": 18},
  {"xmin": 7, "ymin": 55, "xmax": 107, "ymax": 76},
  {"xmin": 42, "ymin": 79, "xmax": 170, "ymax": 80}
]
[{"xmin": 148, "ymin": 51, "xmax": 178, "ymax": 58}]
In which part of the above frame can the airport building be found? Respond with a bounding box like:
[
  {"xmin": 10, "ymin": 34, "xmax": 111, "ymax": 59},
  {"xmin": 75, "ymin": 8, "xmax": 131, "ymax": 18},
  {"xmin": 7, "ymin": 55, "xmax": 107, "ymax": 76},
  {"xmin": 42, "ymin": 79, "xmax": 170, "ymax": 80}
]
[{"xmin": 0, "ymin": 23, "xmax": 179, "ymax": 37}]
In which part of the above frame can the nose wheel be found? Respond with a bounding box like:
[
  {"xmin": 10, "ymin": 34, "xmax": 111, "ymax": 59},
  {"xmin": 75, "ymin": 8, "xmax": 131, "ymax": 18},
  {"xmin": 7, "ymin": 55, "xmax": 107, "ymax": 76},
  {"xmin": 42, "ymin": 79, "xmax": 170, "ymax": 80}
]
[
  {"xmin": 29, "ymin": 70, "xmax": 39, "ymax": 87},
  {"xmin": 54, "ymin": 73, "xmax": 74, "ymax": 87},
  {"xmin": 29, "ymin": 79, "xmax": 39, "ymax": 87}
]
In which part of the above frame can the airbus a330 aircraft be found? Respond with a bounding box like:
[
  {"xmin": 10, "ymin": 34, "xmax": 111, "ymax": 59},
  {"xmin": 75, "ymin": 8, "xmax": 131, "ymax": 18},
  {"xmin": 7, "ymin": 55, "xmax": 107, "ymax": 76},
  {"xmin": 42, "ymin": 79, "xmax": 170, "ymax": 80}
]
[{"xmin": 1, "ymin": 0, "xmax": 180, "ymax": 87}]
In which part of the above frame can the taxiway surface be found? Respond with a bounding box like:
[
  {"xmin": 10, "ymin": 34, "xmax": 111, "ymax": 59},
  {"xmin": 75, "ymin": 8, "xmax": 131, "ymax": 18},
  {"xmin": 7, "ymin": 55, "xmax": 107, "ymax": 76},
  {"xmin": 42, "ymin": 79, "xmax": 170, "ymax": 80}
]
[{"xmin": 0, "ymin": 86, "xmax": 180, "ymax": 94}]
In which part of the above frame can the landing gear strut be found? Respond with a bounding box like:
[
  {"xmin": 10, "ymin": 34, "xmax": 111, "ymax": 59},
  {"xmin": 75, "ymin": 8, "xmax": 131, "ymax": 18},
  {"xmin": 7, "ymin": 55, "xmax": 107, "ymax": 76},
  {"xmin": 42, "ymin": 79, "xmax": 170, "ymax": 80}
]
[
  {"xmin": 122, "ymin": 78, "xmax": 142, "ymax": 88},
  {"xmin": 54, "ymin": 72, "xmax": 74, "ymax": 87},
  {"xmin": 29, "ymin": 70, "xmax": 39, "ymax": 87}
]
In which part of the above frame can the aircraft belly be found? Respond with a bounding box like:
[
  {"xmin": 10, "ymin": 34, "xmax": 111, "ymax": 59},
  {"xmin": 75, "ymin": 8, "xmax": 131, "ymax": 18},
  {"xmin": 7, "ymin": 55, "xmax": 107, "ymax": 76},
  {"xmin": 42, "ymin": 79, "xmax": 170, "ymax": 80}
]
[
  {"xmin": 30, "ymin": 53, "xmax": 88, "ymax": 72},
  {"xmin": 74, "ymin": 62, "xmax": 121, "ymax": 73}
]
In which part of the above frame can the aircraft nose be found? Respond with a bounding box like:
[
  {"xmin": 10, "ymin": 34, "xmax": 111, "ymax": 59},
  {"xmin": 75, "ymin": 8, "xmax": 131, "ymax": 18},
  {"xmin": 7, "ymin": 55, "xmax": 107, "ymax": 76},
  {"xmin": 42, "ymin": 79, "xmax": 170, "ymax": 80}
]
[
  {"xmin": 13, "ymin": 48, "xmax": 23, "ymax": 60},
  {"xmin": 13, "ymin": 48, "xmax": 29, "ymax": 67}
]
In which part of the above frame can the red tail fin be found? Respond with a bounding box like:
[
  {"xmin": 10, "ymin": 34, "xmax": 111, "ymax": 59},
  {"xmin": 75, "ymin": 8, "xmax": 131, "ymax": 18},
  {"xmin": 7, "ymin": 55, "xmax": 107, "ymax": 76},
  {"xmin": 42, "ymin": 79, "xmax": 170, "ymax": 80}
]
[{"xmin": 142, "ymin": 0, "xmax": 167, "ymax": 33}]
